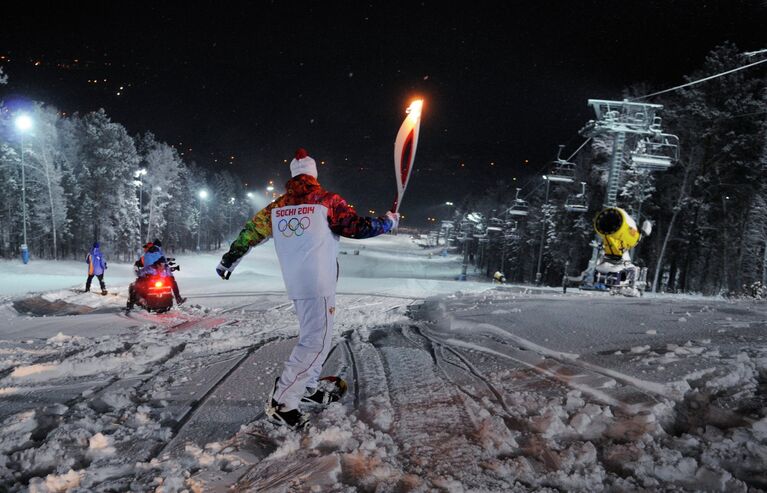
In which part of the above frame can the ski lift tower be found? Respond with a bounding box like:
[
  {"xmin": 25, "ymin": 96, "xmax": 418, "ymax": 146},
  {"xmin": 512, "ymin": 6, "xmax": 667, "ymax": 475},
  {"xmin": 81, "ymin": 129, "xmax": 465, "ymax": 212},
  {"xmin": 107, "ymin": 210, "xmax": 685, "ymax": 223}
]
[{"xmin": 578, "ymin": 99, "xmax": 672, "ymax": 288}]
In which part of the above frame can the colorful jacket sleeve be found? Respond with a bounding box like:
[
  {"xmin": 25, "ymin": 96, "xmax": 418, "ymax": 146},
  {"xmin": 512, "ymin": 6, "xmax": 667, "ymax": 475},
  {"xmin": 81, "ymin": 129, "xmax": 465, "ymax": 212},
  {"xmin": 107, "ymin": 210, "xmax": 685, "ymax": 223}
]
[
  {"xmin": 327, "ymin": 194, "xmax": 393, "ymax": 239},
  {"xmin": 221, "ymin": 201, "xmax": 278, "ymax": 267}
]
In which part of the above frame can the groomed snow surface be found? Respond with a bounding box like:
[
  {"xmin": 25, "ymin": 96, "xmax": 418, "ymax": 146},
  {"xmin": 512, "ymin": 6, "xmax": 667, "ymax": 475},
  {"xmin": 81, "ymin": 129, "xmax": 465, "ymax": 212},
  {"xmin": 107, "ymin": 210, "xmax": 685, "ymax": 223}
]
[{"xmin": 0, "ymin": 235, "xmax": 765, "ymax": 492}]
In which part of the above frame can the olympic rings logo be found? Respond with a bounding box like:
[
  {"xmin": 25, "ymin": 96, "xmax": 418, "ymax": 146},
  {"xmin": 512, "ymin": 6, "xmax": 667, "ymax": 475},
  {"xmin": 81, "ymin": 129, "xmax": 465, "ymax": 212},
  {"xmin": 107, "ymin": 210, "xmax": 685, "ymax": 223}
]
[{"xmin": 277, "ymin": 216, "xmax": 311, "ymax": 238}]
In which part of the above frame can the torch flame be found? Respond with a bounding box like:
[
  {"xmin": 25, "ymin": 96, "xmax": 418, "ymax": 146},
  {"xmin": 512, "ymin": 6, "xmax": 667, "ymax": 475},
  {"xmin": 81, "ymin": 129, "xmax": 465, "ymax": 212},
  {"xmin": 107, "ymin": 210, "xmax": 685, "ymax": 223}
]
[
  {"xmin": 406, "ymin": 99, "xmax": 423, "ymax": 122},
  {"xmin": 155, "ymin": 280, "xmax": 163, "ymax": 288}
]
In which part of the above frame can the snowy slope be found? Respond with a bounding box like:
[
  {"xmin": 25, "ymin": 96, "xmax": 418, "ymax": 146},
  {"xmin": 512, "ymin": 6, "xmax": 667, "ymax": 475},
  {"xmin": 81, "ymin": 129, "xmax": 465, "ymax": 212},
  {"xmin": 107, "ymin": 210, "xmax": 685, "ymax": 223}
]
[{"xmin": 0, "ymin": 235, "xmax": 765, "ymax": 491}]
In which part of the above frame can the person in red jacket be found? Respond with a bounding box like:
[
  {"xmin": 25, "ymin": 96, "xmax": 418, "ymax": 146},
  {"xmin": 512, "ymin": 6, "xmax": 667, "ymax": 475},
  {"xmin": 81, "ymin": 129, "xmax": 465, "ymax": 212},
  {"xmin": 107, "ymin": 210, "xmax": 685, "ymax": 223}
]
[{"xmin": 217, "ymin": 148, "xmax": 399, "ymax": 428}]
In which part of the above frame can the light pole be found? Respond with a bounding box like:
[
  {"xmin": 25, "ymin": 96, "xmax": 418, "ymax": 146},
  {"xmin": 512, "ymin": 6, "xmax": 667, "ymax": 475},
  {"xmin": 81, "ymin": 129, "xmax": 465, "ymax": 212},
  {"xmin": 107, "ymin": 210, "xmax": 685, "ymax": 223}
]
[
  {"xmin": 134, "ymin": 168, "xmax": 147, "ymax": 243},
  {"xmin": 228, "ymin": 197, "xmax": 236, "ymax": 235},
  {"xmin": 535, "ymin": 175, "xmax": 552, "ymax": 285},
  {"xmin": 197, "ymin": 189, "xmax": 208, "ymax": 250},
  {"xmin": 460, "ymin": 220, "xmax": 470, "ymax": 281},
  {"xmin": 438, "ymin": 202, "xmax": 455, "ymax": 245},
  {"xmin": 15, "ymin": 114, "xmax": 33, "ymax": 264}
]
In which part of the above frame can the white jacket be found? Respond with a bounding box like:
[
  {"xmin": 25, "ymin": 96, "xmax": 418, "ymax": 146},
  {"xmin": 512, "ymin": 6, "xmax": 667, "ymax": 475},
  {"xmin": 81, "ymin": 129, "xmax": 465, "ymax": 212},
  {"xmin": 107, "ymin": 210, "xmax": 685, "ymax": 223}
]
[{"xmin": 271, "ymin": 204, "xmax": 340, "ymax": 299}]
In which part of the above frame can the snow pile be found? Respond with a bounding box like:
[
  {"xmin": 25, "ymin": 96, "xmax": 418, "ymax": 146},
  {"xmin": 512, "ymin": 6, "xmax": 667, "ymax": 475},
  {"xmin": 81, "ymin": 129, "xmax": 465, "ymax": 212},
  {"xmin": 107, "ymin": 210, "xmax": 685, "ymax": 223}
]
[
  {"xmin": 1, "ymin": 235, "xmax": 766, "ymax": 490},
  {"xmin": 27, "ymin": 469, "xmax": 82, "ymax": 493}
]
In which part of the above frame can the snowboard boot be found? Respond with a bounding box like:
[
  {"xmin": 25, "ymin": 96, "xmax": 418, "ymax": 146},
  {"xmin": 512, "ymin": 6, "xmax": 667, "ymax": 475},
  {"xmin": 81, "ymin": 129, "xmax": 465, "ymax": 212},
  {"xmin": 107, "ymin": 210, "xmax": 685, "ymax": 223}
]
[
  {"xmin": 176, "ymin": 296, "xmax": 187, "ymax": 306},
  {"xmin": 101, "ymin": 289, "xmax": 108, "ymax": 296},
  {"xmin": 301, "ymin": 376, "xmax": 348, "ymax": 406},
  {"xmin": 265, "ymin": 378, "xmax": 309, "ymax": 429}
]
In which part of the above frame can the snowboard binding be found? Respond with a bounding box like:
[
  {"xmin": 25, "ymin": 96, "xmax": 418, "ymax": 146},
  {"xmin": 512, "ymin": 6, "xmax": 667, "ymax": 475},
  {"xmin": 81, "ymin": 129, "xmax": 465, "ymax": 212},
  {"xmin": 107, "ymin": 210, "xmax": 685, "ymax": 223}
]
[{"xmin": 301, "ymin": 376, "xmax": 348, "ymax": 406}]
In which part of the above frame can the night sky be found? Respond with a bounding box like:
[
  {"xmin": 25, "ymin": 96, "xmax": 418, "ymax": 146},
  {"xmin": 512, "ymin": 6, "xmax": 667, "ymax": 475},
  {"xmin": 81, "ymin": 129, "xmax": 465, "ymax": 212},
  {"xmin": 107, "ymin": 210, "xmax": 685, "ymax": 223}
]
[{"xmin": 2, "ymin": 1, "xmax": 766, "ymax": 225}]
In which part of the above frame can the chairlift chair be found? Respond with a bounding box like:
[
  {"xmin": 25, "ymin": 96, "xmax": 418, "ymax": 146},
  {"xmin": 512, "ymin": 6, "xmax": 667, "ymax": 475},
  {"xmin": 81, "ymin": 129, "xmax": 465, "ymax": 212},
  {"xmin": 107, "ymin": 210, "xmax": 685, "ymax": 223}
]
[
  {"xmin": 547, "ymin": 145, "xmax": 575, "ymax": 183},
  {"xmin": 504, "ymin": 220, "xmax": 520, "ymax": 240},
  {"xmin": 630, "ymin": 133, "xmax": 679, "ymax": 171},
  {"xmin": 508, "ymin": 188, "xmax": 529, "ymax": 216},
  {"xmin": 489, "ymin": 217, "xmax": 504, "ymax": 227},
  {"xmin": 564, "ymin": 182, "xmax": 588, "ymax": 213}
]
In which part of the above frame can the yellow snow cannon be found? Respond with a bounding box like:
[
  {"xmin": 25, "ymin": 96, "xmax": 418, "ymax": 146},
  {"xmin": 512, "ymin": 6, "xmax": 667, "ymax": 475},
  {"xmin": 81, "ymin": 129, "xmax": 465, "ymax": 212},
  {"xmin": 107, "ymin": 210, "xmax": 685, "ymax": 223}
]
[{"xmin": 593, "ymin": 207, "xmax": 641, "ymax": 258}]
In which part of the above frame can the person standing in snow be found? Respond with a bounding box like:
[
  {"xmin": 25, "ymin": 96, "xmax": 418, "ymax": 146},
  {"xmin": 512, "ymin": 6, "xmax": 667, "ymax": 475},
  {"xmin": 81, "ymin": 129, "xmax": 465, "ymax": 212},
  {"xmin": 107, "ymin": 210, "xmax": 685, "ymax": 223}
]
[
  {"xmin": 216, "ymin": 148, "xmax": 399, "ymax": 428},
  {"xmin": 85, "ymin": 242, "xmax": 108, "ymax": 295}
]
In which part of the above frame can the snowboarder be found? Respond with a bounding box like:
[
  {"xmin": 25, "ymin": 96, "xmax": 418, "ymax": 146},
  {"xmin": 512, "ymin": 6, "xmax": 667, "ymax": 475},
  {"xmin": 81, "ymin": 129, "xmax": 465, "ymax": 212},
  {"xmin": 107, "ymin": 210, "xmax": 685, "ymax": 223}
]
[
  {"xmin": 85, "ymin": 242, "xmax": 108, "ymax": 295},
  {"xmin": 216, "ymin": 148, "xmax": 399, "ymax": 428}
]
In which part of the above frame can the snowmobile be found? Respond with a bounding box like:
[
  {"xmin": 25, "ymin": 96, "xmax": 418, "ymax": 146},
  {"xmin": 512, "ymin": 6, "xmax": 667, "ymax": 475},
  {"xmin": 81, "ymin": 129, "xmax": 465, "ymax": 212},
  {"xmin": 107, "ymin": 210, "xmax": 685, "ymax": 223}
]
[{"xmin": 127, "ymin": 259, "xmax": 180, "ymax": 313}]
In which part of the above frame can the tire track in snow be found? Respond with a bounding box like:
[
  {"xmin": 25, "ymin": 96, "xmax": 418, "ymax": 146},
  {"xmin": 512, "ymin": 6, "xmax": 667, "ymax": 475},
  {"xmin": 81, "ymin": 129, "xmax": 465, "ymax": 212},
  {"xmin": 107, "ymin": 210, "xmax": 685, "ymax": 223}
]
[
  {"xmin": 340, "ymin": 332, "xmax": 360, "ymax": 410},
  {"xmin": 404, "ymin": 325, "xmax": 515, "ymax": 416},
  {"xmin": 154, "ymin": 336, "xmax": 286, "ymax": 459},
  {"xmin": 420, "ymin": 323, "xmax": 664, "ymax": 413},
  {"xmin": 367, "ymin": 327, "xmax": 489, "ymax": 483}
]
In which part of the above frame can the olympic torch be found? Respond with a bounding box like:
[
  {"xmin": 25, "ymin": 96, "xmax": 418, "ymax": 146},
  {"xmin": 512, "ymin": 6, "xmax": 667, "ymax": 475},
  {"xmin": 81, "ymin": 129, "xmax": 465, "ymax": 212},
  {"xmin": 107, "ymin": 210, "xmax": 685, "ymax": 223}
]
[{"xmin": 392, "ymin": 99, "xmax": 423, "ymax": 213}]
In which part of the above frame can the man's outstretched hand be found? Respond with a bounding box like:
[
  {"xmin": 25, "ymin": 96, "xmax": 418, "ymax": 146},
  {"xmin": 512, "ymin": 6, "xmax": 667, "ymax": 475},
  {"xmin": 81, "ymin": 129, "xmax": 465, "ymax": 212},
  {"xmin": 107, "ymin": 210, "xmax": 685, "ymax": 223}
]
[
  {"xmin": 386, "ymin": 211, "xmax": 400, "ymax": 230},
  {"xmin": 216, "ymin": 261, "xmax": 233, "ymax": 280}
]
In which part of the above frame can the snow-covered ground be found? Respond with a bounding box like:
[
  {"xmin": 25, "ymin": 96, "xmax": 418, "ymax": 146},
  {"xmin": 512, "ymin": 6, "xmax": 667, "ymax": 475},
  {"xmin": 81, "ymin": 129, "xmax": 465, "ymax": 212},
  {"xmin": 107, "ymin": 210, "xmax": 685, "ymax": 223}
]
[{"xmin": 0, "ymin": 235, "xmax": 765, "ymax": 492}]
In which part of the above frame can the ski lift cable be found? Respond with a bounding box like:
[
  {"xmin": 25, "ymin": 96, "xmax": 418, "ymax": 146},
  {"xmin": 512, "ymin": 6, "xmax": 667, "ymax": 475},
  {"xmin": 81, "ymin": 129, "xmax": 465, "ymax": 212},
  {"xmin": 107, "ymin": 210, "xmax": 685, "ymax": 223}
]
[
  {"xmin": 566, "ymin": 137, "xmax": 592, "ymax": 162},
  {"xmin": 633, "ymin": 56, "xmax": 767, "ymax": 101}
]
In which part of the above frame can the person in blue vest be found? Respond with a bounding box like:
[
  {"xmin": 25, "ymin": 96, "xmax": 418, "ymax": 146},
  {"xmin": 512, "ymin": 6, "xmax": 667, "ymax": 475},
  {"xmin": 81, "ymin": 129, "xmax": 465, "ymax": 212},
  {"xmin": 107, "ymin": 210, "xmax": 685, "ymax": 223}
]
[{"xmin": 85, "ymin": 242, "xmax": 108, "ymax": 295}]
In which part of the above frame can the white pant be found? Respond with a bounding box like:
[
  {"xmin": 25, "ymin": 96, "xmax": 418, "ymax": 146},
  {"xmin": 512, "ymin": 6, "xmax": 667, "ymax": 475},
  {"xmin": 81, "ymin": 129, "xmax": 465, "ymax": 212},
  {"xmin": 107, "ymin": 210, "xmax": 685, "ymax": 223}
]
[{"xmin": 274, "ymin": 294, "xmax": 336, "ymax": 410}]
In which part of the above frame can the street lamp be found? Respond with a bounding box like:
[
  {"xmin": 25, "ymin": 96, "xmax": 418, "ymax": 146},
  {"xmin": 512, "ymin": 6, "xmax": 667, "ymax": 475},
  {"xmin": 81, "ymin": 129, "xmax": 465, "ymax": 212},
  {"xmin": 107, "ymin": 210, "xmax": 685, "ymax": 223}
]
[
  {"xmin": 14, "ymin": 113, "xmax": 33, "ymax": 264},
  {"xmin": 228, "ymin": 197, "xmax": 236, "ymax": 234},
  {"xmin": 134, "ymin": 168, "xmax": 147, "ymax": 242},
  {"xmin": 197, "ymin": 189, "xmax": 208, "ymax": 250}
]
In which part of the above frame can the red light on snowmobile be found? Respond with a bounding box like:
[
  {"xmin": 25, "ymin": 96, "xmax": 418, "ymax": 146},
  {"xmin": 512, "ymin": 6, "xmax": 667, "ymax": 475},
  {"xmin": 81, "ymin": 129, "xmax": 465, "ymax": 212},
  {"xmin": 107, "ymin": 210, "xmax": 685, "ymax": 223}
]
[{"xmin": 154, "ymin": 281, "xmax": 163, "ymax": 288}]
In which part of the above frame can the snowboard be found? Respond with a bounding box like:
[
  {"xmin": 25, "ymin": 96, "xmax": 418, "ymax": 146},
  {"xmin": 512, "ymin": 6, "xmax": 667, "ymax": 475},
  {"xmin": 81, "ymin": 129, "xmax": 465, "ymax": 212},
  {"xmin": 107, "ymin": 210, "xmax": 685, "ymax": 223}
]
[{"xmin": 72, "ymin": 288, "xmax": 109, "ymax": 296}]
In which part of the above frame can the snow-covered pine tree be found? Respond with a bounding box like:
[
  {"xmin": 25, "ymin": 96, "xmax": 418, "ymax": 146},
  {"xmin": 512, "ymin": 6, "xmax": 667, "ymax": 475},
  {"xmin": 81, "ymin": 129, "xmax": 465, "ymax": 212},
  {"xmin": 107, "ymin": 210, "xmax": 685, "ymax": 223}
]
[
  {"xmin": 75, "ymin": 109, "xmax": 140, "ymax": 259},
  {"xmin": 138, "ymin": 133, "xmax": 183, "ymax": 243},
  {"xmin": 211, "ymin": 170, "xmax": 239, "ymax": 249},
  {"xmin": 648, "ymin": 43, "xmax": 767, "ymax": 294},
  {"xmin": 0, "ymin": 129, "xmax": 22, "ymax": 258},
  {"xmin": 21, "ymin": 105, "xmax": 69, "ymax": 259}
]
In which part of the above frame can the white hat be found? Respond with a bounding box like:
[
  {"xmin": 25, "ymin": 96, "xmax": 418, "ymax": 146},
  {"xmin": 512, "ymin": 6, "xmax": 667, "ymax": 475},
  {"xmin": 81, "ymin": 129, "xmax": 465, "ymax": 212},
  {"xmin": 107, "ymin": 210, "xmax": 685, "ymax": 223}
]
[{"xmin": 289, "ymin": 148, "xmax": 317, "ymax": 178}]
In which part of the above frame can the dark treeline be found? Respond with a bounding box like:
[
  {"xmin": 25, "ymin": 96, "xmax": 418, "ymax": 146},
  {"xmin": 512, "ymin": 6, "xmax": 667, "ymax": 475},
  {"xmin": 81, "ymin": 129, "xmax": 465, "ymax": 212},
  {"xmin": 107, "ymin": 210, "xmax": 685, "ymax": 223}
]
[
  {"xmin": 447, "ymin": 44, "xmax": 767, "ymax": 296},
  {"xmin": 0, "ymin": 105, "xmax": 258, "ymax": 261}
]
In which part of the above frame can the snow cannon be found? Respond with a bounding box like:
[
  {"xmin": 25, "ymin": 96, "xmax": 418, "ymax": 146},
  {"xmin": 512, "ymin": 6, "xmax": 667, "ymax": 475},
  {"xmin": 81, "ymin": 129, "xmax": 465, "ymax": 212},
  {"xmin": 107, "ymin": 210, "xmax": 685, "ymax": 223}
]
[
  {"xmin": 593, "ymin": 207, "xmax": 641, "ymax": 259},
  {"xmin": 591, "ymin": 207, "xmax": 650, "ymax": 297}
]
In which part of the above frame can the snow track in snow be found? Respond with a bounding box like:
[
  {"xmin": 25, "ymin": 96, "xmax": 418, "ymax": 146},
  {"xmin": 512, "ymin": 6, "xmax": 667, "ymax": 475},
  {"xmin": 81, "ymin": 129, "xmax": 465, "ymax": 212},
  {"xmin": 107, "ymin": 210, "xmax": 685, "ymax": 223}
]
[{"xmin": 370, "ymin": 328, "xmax": 489, "ymax": 483}]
